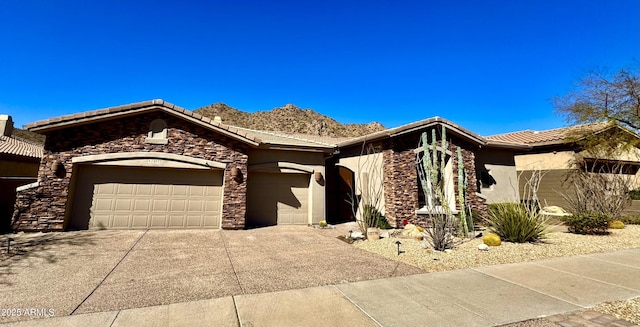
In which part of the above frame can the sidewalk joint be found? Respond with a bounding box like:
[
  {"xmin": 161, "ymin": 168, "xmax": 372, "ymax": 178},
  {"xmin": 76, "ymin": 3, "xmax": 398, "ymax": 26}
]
[
  {"xmin": 232, "ymin": 296, "xmax": 242, "ymax": 327},
  {"xmin": 333, "ymin": 285, "xmax": 384, "ymax": 327},
  {"xmin": 471, "ymin": 267, "xmax": 586, "ymax": 309},
  {"xmin": 108, "ymin": 310, "xmax": 121, "ymax": 327}
]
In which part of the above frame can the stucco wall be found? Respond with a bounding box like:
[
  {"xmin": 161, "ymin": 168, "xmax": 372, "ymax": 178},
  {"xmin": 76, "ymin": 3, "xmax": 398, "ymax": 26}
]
[
  {"xmin": 475, "ymin": 148, "xmax": 520, "ymax": 203},
  {"xmin": 0, "ymin": 157, "xmax": 40, "ymax": 177},
  {"xmin": 336, "ymin": 151, "xmax": 386, "ymax": 220},
  {"xmin": 13, "ymin": 111, "xmax": 249, "ymax": 231},
  {"xmin": 248, "ymin": 149, "xmax": 326, "ymax": 224},
  {"xmin": 515, "ymin": 151, "xmax": 576, "ymax": 171}
]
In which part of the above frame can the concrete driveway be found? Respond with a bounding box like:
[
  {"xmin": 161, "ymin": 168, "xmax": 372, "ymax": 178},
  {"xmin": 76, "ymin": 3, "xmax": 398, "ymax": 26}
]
[{"xmin": 0, "ymin": 225, "xmax": 422, "ymax": 323}]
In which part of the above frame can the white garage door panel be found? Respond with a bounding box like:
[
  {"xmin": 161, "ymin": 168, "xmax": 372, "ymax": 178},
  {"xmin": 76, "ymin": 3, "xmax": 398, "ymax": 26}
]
[{"xmin": 72, "ymin": 166, "xmax": 223, "ymax": 229}]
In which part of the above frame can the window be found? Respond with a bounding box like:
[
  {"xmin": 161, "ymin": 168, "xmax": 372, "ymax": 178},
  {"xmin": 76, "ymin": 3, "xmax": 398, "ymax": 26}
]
[
  {"xmin": 416, "ymin": 149, "xmax": 457, "ymax": 214},
  {"xmin": 145, "ymin": 119, "xmax": 168, "ymax": 144},
  {"xmin": 583, "ymin": 159, "xmax": 640, "ymax": 175}
]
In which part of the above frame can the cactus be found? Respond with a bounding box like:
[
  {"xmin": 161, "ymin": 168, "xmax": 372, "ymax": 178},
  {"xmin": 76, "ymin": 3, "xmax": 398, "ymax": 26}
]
[
  {"xmin": 417, "ymin": 125, "xmax": 460, "ymax": 251},
  {"xmin": 457, "ymin": 146, "xmax": 469, "ymax": 237},
  {"xmin": 483, "ymin": 233, "xmax": 502, "ymax": 246}
]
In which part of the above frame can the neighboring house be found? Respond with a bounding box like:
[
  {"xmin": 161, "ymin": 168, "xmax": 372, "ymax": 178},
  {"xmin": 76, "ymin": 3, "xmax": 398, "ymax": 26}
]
[
  {"xmin": 486, "ymin": 123, "xmax": 640, "ymax": 209},
  {"xmin": 13, "ymin": 100, "xmax": 333, "ymax": 231},
  {"xmin": 0, "ymin": 115, "xmax": 43, "ymax": 232}
]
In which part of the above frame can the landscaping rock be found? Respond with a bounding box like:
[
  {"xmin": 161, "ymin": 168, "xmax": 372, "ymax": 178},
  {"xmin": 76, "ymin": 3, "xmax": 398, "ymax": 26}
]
[
  {"xmin": 350, "ymin": 231, "xmax": 364, "ymax": 240},
  {"xmin": 478, "ymin": 244, "xmax": 489, "ymax": 251},
  {"xmin": 483, "ymin": 233, "xmax": 502, "ymax": 246}
]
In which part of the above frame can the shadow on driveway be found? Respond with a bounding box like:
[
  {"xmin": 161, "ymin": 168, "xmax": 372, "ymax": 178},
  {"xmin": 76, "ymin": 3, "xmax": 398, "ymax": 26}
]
[{"xmin": 0, "ymin": 232, "xmax": 100, "ymax": 286}]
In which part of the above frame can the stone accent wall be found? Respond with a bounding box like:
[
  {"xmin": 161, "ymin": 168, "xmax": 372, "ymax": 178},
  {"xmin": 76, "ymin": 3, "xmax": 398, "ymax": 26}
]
[
  {"xmin": 13, "ymin": 111, "xmax": 249, "ymax": 231},
  {"xmin": 452, "ymin": 145, "xmax": 487, "ymax": 215},
  {"xmin": 382, "ymin": 139, "xmax": 418, "ymax": 227},
  {"xmin": 382, "ymin": 129, "xmax": 487, "ymax": 228}
]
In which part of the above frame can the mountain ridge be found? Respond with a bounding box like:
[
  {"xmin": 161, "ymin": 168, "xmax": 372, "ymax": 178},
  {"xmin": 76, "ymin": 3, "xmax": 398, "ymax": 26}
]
[{"xmin": 194, "ymin": 103, "xmax": 385, "ymax": 138}]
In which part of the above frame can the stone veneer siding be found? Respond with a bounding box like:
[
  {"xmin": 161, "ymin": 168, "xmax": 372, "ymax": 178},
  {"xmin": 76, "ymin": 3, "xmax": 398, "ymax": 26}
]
[
  {"xmin": 382, "ymin": 130, "xmax": 487, "ymax": 227},
  {"xmin": 13, "ymin": 111, "xmax": 249, "ymax": 231}
]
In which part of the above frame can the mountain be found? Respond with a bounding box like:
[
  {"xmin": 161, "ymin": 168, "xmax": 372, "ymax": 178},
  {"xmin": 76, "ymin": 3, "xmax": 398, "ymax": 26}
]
[
  {"xmin": 13, "ymin": 128, "xmax": 45, "ymax": 145},
  {"xmin": 194, "ymin": 103, "xmax": 385, "ymax": 138}
]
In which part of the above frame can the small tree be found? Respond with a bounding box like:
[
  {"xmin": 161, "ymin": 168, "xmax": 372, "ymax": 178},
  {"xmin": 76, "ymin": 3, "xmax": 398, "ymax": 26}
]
[
  {"xmin": 554, "ymin": 66, "xmax": 640, "ymax": 153},
  {"xmin": 346, "ymin": 143, "xmax": 384, "ymax": 238}
]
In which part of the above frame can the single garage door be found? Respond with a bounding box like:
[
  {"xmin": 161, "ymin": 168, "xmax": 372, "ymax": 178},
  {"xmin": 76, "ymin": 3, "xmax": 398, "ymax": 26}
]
[
  {"xmin": 246, "ymin": 173, "xmax": 310, "ymax": 227},
  {"xmin": 69, "ymin": 165, "xmax": 223, "ymax": 229}
]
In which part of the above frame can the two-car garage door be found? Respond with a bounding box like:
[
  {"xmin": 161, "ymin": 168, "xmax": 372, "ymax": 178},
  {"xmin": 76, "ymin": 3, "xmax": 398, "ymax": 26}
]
[{"xmin": 69, "ymin": 165, "xmax": 223, "ymax": 230}]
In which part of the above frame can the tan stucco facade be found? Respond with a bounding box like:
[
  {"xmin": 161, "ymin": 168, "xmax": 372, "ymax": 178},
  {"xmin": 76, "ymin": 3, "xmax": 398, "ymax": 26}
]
[
  {"xmin": 247, "ymin": 149, "xmax": 326, "ymax": 225},
  {"xmin": 475, "ymin": 148, "xmax": 521, "ymax": 204},
  {"xmin": 336, "ymin": 151, "xmax": 386, "ymax": 218}
]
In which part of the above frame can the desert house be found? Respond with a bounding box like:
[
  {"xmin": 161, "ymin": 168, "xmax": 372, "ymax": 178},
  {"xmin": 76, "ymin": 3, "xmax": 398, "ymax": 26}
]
[
  {"xmin": 486, "ymin": 123, "xmax": 640, "ymax": 210},
  {"xmin": 13, "ymin": 100, "xmax": 333, "ymax": 231},
  {"xmin": 17, "ymin": 99, "xmax": 622, "ymax": 232},
  {"xmin": 0, "ymin": 115, "xmax": 43, "ymax": 232}
]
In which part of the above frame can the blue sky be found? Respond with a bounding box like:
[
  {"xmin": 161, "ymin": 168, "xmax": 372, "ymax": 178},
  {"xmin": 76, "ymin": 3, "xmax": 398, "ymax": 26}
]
[{"xmin": 0, "ymin": 1, "xmax": 638, "ymax": 136}]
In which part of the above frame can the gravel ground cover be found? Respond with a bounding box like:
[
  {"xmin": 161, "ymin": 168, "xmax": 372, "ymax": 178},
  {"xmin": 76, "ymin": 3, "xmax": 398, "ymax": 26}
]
[
  {"xmin": 593, "ymin": 297, "xmax": 640, "ymax": 325},
  {"xmin": 354, "ymin": 225, "xmax": 640, "ymax": 325},
  {"xmin": 354, "ymin": 225, "xmax": 640, "ymax": 272}
]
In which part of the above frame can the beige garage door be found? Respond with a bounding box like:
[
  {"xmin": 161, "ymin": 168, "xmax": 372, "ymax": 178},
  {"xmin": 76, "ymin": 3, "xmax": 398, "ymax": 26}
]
[
  {"xmin": 246, "ymin": 173, "xmax": 310, "ymax": 227},
  {"xmin": 70, "ymin": 165, "xmax": 223, "ymax": 229}
]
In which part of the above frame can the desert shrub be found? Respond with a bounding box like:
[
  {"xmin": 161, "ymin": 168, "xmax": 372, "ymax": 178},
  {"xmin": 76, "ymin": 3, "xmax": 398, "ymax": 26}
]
[
  {"xmin": 562, "ymin": 213, "xmax": 610, "ymax": 235},
  {"xmin": 629, "ymin": 189, "xmax": 640, "ymax": 200},
  {"xmin": 483, "ymin": 233, "xmax": 501, "ymax": 246},
  {"xmin": 485, "ymin": 203, "xmax": 548, "ymax": 243},
  {"xmin": 561, "ymin": 162, "xmax": 633, "ymax": 219},
  {"xmin": 424, "ymin": 214, "xmax": 456, "ymax": 251},
  {"xmin": 362, "ymin": 204, "xmax": 392, "ymax": 230},
  {"xmin": 608, "ymin": 220, "xmax": 625, "ymax": 229},
  {"xmin": 621, "ymin": 214, "xmax": 640, "ymax": 225},
  {"xmin": 470, "ymin": 209, "xmax": 486, "ymax": 227}
]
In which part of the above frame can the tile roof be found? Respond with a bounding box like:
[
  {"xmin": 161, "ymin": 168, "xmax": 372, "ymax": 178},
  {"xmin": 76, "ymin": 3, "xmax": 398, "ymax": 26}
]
[
  {"xmin": 0, "ymin": 135, "xmax": 43, "ymax": 158},
  {"xmin": 231, "ymin": 126, "xmax": 340, "ymax": 148},
  {"xmin": 24, "ymin": 99, "xmax": 337, "ymax": 151},
  {"xmin": 338, "ymin": 116, "xmax": 487, "ymax": 147},
  {"xmin": 485, "ymin": 122, "xmax": 613, "ymax": 146},
  {"xmin": 25, "ymin": 99, "xmax": 261, "ymax": 146}
]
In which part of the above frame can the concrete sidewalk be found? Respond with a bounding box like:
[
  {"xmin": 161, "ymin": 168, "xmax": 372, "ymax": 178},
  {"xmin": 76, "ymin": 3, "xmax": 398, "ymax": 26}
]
[{"xmin": 2, "ymin": 248, "xmax": 639, "ymax": 327}]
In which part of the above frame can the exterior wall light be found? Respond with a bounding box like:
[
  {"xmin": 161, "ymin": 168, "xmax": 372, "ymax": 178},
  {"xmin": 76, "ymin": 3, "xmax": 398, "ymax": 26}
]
[{"xmin": 231, "ymin": 167, "xmax": 243, "ymax": 183}]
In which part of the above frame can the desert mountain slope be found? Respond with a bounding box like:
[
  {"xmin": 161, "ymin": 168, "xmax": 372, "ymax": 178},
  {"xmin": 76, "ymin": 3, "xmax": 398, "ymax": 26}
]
[{"xmin": 194, "ymin": 103, "xmax": 385, "ymax": 138}]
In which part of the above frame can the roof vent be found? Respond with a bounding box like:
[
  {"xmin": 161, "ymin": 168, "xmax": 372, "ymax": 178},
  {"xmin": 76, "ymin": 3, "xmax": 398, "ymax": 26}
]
[
  {"xmin": 213, "ymin": 116, "xmax": 222, "ymax": 123},
  {"xmin": 0, "ymin": 114, "xmax": 13, "ymax": 137}
]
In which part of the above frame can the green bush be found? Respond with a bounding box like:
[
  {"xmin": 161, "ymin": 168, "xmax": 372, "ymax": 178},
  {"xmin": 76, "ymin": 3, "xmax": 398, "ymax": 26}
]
[
  {"xmin": 485, "ymin": 203, "xmax": 548, "ymax": 243},
  {"xmin": 621, "ymin": 214, "xmax": 640, "ymax": 225},
  {"xmin": 562, "ymin": 213, "xmax": 610, "ymax": 235},
  {"xmin": 629, "ymin": 189, "xmax": 640, "ymax": 200},
  {"xmin": 470, "ymin": 209, "xmax": 486, "ymax": 227},
  {"xmin": 362, "ymin": 204, "xmax": 392, "ymax": 229}
]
